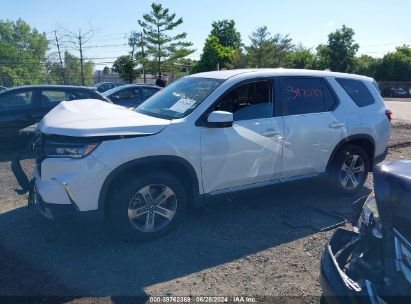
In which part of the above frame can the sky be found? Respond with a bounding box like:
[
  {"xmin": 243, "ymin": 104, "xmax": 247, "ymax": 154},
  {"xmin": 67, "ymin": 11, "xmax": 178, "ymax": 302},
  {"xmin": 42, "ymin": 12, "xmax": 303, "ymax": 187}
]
[{"xmin": 1, "ymin": 0, "xmax": 410, "ymax": 70}]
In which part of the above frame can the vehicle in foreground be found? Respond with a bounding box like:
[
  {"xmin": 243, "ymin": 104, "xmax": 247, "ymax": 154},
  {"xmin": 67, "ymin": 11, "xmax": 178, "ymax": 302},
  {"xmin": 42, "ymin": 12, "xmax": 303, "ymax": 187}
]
[
  {"xmin": 320, "ymin": 160, "xmax": 411, "ymax": 303},
  {"xmin": 0, "ymin": 85, "xmax": 108, "ymax": 139},
  {"xmin": 29, "ymin": 69, "xmax": 391, "ymax": 241},
  {"xmin": 103, "ymin": 84, "xmax": 161, "ymax": 107},
  {"xmin": 91, "ymin": 82, "xmax": 117, "ymax": 93}
]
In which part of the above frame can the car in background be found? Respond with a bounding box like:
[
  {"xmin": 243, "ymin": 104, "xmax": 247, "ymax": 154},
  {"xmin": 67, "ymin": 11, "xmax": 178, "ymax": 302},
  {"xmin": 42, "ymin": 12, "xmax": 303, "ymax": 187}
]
[
  {"xmin": 0, "ymin": 85, "xmax": 108, "ymax": 139},
  {"xmin": 103, "ymin": 84, "xmax": 161, "ymax": 108},
  {"xmin": 0, "ymin": 86, "xmax": 6, "ymax": 92},
  {"xmin": 383, "ymin": 87, "xmax": 408, "ymax": 98},
  {"xmin": 91, "ymin": 82, "xmax": 117, "ymax": 93}
]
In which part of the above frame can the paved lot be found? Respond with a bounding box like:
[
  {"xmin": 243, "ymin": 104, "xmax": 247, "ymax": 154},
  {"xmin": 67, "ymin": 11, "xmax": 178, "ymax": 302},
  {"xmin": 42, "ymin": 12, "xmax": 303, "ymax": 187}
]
[
  {"xmin": 0, "ymin": 124, "xmax": 410, "ymax": 303},
  {"xmin": 385, "ymin": 100, "xmax": 411, "ymax": 123}
]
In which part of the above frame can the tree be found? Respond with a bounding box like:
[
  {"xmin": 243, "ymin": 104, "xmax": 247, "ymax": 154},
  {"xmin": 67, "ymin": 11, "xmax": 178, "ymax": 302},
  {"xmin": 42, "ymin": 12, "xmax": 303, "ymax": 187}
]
[
  {"xmin": 63, "ymin": 27, "xmax": 96, "ymax": 85},
  {"xmin": 138, "ymin": 3, "xmax": 194, "ymax": 78},
  {"xmin": 289, "ymin": 45, "xmax": 315, "ymax": 69},
  {"xmin": 353, "ymin": 55, "xmax": 379, "ymax": 78},
  {"xmin": 375, "ymin": 46, "xmax": 411, "ymax": 81},
  {"xmin": 246, "ymin": 26, "xmax": 274, "ymax": 68},
  {"xmin": 63, "ymin": 51, "xmax": 94, "ymax": 85},
  {"xmin": 103, "ymin": 66, "xmax": 110, "ymax": 75},
  {"xmin": 131, "ymin": 31, "xmax": 149, "ymax": 83},
  {"xmin": 191, "ymin": 36, "xmax": 235, "ymax": 73},
  {"xmin": 245, "ymin": 26, "xmax": 294, "ymax": 68},
  {"xmin": 0, "ymin": 18, "xmax": 48, "ymax": 86},
  {"xmin": 210, "ymin": 20, "xmax": 242, "ymax": 49},
  {"xmin": 316, "ymin": 25, "xmax": 359, "ymax": 72},
  {"xmin": 112, "ymin": 55, "xmax": 138, "ymax": 83}
]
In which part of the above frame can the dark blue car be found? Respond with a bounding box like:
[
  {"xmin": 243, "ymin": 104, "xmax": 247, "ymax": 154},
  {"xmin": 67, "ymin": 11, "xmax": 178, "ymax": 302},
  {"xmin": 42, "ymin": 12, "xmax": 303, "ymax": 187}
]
[{"xmin": 103, "ymin": 84, "xmax": 161, "ymax": 108}]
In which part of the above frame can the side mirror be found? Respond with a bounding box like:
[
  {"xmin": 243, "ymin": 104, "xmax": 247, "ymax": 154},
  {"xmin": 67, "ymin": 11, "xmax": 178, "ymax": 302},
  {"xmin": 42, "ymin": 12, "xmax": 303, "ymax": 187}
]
[{"xmin": 206, "ymin": 111, "xmax": 233, "ymax": 128}]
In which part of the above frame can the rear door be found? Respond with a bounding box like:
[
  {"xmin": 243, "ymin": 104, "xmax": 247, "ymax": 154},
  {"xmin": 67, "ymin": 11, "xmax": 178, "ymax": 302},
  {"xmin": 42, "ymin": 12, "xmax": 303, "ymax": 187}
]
[
  {"xmin": 280, "ymin": 77, "xmax": 347, "ymax": 178},
  {"xmin": 0, "ymin": 88, "xmax": 40, "ymax": 137}
]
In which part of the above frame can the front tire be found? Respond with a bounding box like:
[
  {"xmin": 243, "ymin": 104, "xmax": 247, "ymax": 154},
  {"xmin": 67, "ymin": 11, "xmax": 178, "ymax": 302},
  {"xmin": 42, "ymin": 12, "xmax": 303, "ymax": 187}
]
[
  {"xmin": 330, "ymin": 144, "xmax": 370, "ymax": 195},
  {"xmin": 109, "ymin": 172, "xmax": 187, "ymax": 241}
]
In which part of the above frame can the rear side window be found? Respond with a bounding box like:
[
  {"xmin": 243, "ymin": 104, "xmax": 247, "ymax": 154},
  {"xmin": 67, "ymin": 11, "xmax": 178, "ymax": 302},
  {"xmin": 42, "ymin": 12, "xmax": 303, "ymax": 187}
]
[
  {"xmin": 282, "ymin": 78, "xmax": 325, "ymax": 115},
  {"xmin": 0, "ymin": 90, "xmax": 34, "ymax": 110},
  {"xmin": 336, "ymin": 78, "xmax": 375, "ymax": 107}
]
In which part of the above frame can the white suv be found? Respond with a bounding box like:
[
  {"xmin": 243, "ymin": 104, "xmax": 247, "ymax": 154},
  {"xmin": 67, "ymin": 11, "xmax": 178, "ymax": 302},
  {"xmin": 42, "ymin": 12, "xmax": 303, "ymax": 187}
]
[{"xmin": 33, "ymin": 69, "xmax": 391, "ymax": 240}]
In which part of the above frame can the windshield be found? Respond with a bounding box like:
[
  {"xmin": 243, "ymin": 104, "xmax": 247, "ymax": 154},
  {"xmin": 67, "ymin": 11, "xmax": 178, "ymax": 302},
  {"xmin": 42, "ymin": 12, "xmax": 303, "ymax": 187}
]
[{"xmin": 135, "ymin": 77, "xmax": 224, "ymax": 119}]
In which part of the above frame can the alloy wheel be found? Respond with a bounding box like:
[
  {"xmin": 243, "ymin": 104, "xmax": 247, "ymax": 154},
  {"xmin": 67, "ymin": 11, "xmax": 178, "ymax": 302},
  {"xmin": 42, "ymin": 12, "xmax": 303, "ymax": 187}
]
[
  {"xmin": 127, "ymin": 184, "xmax": 177, "ymax": 233},
  {"xmin": 340, "ymin": 154, "xmax": 365, "ymax": 190}
]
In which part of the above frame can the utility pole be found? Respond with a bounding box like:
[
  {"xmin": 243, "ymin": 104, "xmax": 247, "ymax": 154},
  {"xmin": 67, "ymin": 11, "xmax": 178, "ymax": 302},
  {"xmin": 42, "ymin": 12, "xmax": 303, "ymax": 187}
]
[
  {"xmin": 78, "ymin": 30, "xmax": 85, "ymax": 86},
  {"xmin": 54, "ymin": 31, "xmax": 66, "ymax": 84}
]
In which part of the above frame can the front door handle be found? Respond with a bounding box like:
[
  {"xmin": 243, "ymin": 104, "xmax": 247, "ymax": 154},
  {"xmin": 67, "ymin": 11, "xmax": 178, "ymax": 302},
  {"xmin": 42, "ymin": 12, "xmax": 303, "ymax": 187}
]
[
  {"xmin": 329, "ymin": 122, "xmax": 345, "ymax": 129},
  {"xmin": 261, "ymin": 129, "xmax": 281, "ymax": 138}
]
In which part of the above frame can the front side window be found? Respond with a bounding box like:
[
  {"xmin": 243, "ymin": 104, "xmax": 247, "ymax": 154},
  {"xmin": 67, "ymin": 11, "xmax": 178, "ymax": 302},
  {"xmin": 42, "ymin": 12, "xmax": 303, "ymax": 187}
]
[
  {"xmin": 142, "ymin": 88, "xmax": 160, "ymax": 99},
  {"xmin": 0, "ymin": 90, "xmax": 34, "ymax": 111},
  {"xmin": 214, "ymin": 80, "xmax": 272, "ymax": 121},
  {"xmin": 41, "ymin": 90, "xmax": 68, "ymax": 104},
  {"xmin": 117, "ymin": 89, "xmax": 138, "ymax": 99},
  {"xmin": 136, "ymin": 77, "xmax": 224, "ymax": 119},
  {"xmin": 283, "ymin": 78, "xmax": 325, "ymax": 115},
  {"xmin": 336, "ymin": 78, "xmax": 375, "ymax": 107}
]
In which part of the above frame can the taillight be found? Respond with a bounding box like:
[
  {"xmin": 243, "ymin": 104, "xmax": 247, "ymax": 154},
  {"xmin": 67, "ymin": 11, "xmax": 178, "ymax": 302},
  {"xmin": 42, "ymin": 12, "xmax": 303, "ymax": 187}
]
[{"xmin": 385, "ymin": 110, "xmax": 392, "ymax": 121}]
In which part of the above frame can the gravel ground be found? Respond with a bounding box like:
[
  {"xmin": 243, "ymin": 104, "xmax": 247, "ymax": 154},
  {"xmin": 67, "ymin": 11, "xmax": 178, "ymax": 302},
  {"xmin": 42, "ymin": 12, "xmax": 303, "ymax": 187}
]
[{"xmin": 0, "ymin": 123, "xmax": 410, "ymax": 304}]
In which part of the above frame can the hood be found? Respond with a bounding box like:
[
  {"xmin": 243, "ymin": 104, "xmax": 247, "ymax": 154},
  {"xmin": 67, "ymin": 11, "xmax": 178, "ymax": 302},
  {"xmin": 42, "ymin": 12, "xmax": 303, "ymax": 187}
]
[{"xmin": 39, "ymin": 99, "xmax": 170, "ymax": 137}]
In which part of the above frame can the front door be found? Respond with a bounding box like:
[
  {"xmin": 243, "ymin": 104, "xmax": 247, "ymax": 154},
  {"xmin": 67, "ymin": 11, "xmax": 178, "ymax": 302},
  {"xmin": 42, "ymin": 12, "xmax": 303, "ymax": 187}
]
[{"xmin": 201, "ymin": 79, "xmax": 283, "ymax": 194}]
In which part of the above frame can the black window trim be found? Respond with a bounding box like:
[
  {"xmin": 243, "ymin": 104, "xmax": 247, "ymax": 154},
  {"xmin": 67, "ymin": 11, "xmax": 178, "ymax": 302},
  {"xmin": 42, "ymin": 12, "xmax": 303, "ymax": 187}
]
[
  {"xmin": 195, "ymin": 77, "xmax": 277, "ymax": 127},
  {"xmin": 279, "ymin": 76, "xmax": 340, "ymax": 116}
]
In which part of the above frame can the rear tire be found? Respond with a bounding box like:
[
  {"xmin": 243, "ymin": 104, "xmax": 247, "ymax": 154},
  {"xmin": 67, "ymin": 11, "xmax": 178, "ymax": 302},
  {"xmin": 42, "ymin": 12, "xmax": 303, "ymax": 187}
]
[
  {"xmin": 329, "ymin": 144, "xmax": 370, "ymax": 195},
  {"xmin": 109, "ymin": 171, "xmax": 187, "ymax": 242}
]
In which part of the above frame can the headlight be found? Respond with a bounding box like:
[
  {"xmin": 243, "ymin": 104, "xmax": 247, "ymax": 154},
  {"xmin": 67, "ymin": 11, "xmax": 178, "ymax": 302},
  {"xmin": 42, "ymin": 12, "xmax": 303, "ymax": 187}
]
[
  {"xmin": 44, "ymin": 142, "xmax": 99, "ymax": 159},
  {"xmin": 359, "ymin": 192, "xmax": 382, "ymax": 238}
]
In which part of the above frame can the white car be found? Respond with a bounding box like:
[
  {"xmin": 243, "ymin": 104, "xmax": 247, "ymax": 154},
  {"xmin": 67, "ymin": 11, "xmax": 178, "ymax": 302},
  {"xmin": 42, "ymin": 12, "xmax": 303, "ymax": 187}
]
[{"xmin": 33, "ymin": 69, "xmax": 391, "ymax": 240}]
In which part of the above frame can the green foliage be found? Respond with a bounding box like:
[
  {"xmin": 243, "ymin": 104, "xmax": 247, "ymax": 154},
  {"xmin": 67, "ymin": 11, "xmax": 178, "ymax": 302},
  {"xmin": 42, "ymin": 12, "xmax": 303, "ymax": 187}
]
[
  {"xmin": 112, "ymin": 55, "xmax": 138, "ymax": 83},
  {"xmin": 352, "ymin": 55, "xmax": 379, "ymax": 78},
  {"xmin": 192, "ymin": 36, "xmax": 235, "ymax": 73},
  {"xmin": 45, "ymin": 52, "xmax": 94, "ymax": 85},
  {"xmin": 246, "ymin": 26, "xmax": 294, "ymax": 68},
  {"xmin": 289, "ymin": 45, "xmax": 315, "ymax": 69},
  {"xmin": 138, "ymin": 3, "xmax": 194, "ymax": 78},
  {"xmin": 316, "ymin": 25, "xmax": 359, "ymax": 72},
  {"xmin": 130, "ymin": 31, "xmax": 149, "ymax": 80},
  {"xmin": 375, "ymin": 46, "xmax": 411, "ymax": 81},
  {"xmin": 103, "ymin": 66, "xmax": 110, "ymax": 75},
  {"xmin": 0, "ymin": 18, "xmax": 48, "ymax": 86},
  {"xmin": 210, "ymin": 20, "xmax": 242, "ymax": 49}
]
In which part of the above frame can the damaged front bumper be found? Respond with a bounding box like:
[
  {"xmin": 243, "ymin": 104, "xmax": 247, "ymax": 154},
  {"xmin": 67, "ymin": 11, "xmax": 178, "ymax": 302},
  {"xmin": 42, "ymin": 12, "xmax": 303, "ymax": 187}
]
[{"xmin": 320, "ymin": 229, "xmax": 388, "ymax": 304}]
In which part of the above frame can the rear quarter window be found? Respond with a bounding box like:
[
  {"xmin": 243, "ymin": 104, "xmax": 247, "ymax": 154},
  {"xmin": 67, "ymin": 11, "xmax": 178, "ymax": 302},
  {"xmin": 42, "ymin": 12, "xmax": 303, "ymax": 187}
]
[{"xmin": 336, "ymin": 78, "xmax": 375, "ymax": 107}]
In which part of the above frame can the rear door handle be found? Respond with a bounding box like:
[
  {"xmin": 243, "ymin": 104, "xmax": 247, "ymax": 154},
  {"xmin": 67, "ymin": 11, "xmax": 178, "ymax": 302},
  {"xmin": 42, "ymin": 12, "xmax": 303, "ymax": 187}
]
[
  {"xmin": 329, "ymin": 122, "xmax": 345, "ymax": 129},
  {"xmin": 261, "ymin": 129, "xmax": 281, "ymax": 138}
]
